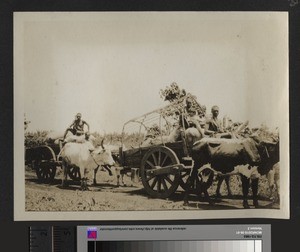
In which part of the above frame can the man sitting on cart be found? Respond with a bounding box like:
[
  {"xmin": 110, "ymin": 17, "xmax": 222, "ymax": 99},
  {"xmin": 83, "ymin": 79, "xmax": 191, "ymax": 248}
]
[
  {"xmin": 63, "ymin": 113, "xmax": 90, "ymax": 141},
  {"xmin": 205, "ymin": 105, "xmax": 231, "ymax": 138},
  {"xmin": 184, "ymin": 97, "xmax": 205, "ymax": 135}
]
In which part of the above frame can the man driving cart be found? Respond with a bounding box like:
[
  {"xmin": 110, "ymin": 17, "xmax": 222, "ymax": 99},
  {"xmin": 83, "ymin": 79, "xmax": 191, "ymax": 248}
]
[{"xmin": 63, "ymin": 113, "xmax": 90, "ymax": 141}]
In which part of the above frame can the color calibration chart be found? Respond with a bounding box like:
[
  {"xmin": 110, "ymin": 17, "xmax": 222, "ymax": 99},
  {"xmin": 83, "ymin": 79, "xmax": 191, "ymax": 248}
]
[{"xmin": 77, "ymin": 225, "xmax": 270, "ymax": 252}]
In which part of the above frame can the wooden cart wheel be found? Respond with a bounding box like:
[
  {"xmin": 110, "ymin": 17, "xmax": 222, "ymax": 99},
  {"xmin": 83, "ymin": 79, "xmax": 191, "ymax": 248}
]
[
  {"xmin": 179, "ymin": 169, "xmax": 202, "ymax": 193},
  {"xmin": 68, "ymin": 166, "xmax": 81, "ymax": 181},
  {"xmin": 179, "ymin": 167, "xmax": 214, "ymax": 194},
  {"xmin": 140, "ymin": 146, "xmax": 180, "ymax": 199},
  {"xmin": 179, "ymin": 168, "xmax": 192, "ymax": 191},
  {"xmin": 35, "ymin": 161, "xmax": 57, "ymax": 183},
  {"xmin": 34, "ymin": 146, "xmax": 57, "ymax": 183}
]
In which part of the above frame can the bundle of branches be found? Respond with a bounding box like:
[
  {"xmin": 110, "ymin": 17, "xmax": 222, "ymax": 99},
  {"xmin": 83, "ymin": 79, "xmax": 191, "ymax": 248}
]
[
  {"xmin": 224, "ymin": 120, "xmax": 279, "ymax": 142},
  {"xmin": 160, "ymin": 82, "xmax": 186, "ymax": 102},
  {"xmin": 160, "ymin": 83, "xmax": 205, "ymax": 120}
]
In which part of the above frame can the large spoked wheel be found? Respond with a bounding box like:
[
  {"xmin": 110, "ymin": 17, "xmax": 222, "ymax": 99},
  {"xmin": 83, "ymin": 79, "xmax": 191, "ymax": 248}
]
[
  {"xmin": 68, "ymin": 166, "xmax": 81, "ymax": 181},
  {"xmin": 140, "ymin": 146, "xmax": 181, "ymax": 199},
  {"xmin": 34, "ymin": 146, "xmax": 57, "ymax": 183},
  {"xmin": 35, "ymin": 161, "xmax": 57, "ymax": 183}
]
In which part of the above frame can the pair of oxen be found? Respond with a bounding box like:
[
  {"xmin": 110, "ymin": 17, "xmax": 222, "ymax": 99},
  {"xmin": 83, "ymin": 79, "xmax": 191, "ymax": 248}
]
[{"xmin": 182, "ymin": 128, "xmax": 279, "ymax": 209}]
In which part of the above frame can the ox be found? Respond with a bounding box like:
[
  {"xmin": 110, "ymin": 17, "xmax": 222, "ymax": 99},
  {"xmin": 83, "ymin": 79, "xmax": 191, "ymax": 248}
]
[
  {"xmin": 183, "ymin": 136, "xmax": 279, "ymax": 208},
  {"xmin": 60, "ymin": 140, "xmax": 115, "ymax": 190}
]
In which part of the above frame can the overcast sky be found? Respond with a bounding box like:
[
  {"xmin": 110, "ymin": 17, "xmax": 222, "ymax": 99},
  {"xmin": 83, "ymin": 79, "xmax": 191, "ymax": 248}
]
[{"xmin": 14, "ymin": 12, "xmax": 288, "ymax": 134}]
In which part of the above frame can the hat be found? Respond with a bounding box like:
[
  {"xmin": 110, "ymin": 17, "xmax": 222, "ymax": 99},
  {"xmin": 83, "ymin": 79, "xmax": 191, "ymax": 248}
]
[
  {"xmin": 211, "ymin": 105, "xmax": 219, "ymax": 112},
  {"xmin": 76, "ymin": 113, "xmax": 82, "ymax": 117}
]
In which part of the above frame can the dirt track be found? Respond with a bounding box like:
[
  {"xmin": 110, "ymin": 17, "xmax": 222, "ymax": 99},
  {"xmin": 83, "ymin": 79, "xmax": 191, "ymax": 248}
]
[{"xmin": 25, "ymin": 166, "xmax": 279, "ymax": 212}]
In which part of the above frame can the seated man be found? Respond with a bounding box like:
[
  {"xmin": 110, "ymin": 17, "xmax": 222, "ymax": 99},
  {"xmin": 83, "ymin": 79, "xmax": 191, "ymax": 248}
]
[
  {"xmin": 205, "ymin": 105, "xmax": 231, "ymax": 138},
  {"xmin": 63, "ymin": 113, "xmax": 90, "ymax": 141},
  {"xmin": 183, "ymin": 97, "xmax": 204, "ymax": 137}
]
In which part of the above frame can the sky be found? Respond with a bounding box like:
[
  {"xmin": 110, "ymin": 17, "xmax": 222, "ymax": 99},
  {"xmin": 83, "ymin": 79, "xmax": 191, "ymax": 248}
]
[{"xmin": 14, "ymin": 12, "xmax": 288, "ymax": 134}]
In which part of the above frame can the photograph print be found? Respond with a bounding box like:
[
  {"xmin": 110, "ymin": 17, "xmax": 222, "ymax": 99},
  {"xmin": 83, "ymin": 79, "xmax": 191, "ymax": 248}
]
[{"xmin": 14, "ymin": 12, "xmax": 289, "ymax": 220}]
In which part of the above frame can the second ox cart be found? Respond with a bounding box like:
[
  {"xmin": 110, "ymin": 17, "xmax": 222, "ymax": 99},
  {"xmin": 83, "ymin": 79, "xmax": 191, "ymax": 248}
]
[{"xmin": 116, "ymin": 95, "xmax": 212, "ymax": 199}]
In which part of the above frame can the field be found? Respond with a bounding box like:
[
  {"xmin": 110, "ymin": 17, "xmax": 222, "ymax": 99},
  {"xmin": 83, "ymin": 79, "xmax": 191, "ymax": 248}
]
[{"xmin": 25, "ymin": 165, "xmax": 279, "ymax": 212}]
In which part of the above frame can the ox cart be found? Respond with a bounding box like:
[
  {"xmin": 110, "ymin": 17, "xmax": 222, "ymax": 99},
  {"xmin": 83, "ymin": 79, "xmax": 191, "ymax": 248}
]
[
  {"xmin": 25, "ymin": 141, "xmax": 80, "ymax": 183},
  {"xmin": 117, "ymin": 95, "xmax": 209, "ymax": 199}
]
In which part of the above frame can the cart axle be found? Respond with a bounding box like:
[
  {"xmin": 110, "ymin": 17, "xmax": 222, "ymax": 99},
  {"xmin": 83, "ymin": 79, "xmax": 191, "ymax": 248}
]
[{"xmin": 146, "ymin": 164, "xmax": 185, "ymax": 176}]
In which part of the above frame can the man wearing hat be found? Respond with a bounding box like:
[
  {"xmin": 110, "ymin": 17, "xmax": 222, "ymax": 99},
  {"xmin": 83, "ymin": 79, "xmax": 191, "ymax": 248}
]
[{"xmin": 63, "ymin": 113, "xmax": 90, "ymax": 140}]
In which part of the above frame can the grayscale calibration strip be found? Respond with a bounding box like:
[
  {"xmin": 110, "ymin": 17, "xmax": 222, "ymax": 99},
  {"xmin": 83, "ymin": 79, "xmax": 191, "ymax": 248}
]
[{"xmin": 77, "ymin": 225, "xmax": 270, "ymax": 252}]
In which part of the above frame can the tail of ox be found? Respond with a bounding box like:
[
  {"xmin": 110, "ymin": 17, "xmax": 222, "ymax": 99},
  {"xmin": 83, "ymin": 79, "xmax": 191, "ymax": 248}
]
[{"xmin": 60, "ymin": 140, "xmax": 115, "ymax": 190}]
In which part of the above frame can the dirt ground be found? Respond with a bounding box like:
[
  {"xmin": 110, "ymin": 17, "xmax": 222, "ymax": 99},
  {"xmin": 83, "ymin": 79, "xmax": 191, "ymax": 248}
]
[{"xmin": 25, "ymin": 166, "xmax": 279, "ymax": 212}]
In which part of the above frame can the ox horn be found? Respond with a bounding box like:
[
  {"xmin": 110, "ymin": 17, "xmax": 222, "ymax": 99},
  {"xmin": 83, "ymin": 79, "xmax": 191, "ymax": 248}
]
[{"xmin": 100, "ymin": 139, "xmax": 105, "ymax": 150}]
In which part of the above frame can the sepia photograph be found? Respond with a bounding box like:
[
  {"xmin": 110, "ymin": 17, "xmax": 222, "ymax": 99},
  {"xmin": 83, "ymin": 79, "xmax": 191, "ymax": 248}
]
[{"xmin": 14, "ymin": 12, "xmax": 289, "ymax": 220}]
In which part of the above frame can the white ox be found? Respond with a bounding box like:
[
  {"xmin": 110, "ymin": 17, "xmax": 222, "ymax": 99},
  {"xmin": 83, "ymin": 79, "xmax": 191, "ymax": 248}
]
[{"xmin": 60, "ymin": 140, "xmax": 115, "ymax": 190}]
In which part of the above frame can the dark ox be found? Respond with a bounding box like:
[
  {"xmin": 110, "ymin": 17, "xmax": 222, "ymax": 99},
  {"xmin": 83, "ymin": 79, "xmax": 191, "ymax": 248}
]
[
  {"xmin": 60, "ymin": 140, "xmax": 115, "ymax": 190},
  {"xmin": 184, "ymin": 136, "xmax": 279, "ymax": 208}
]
